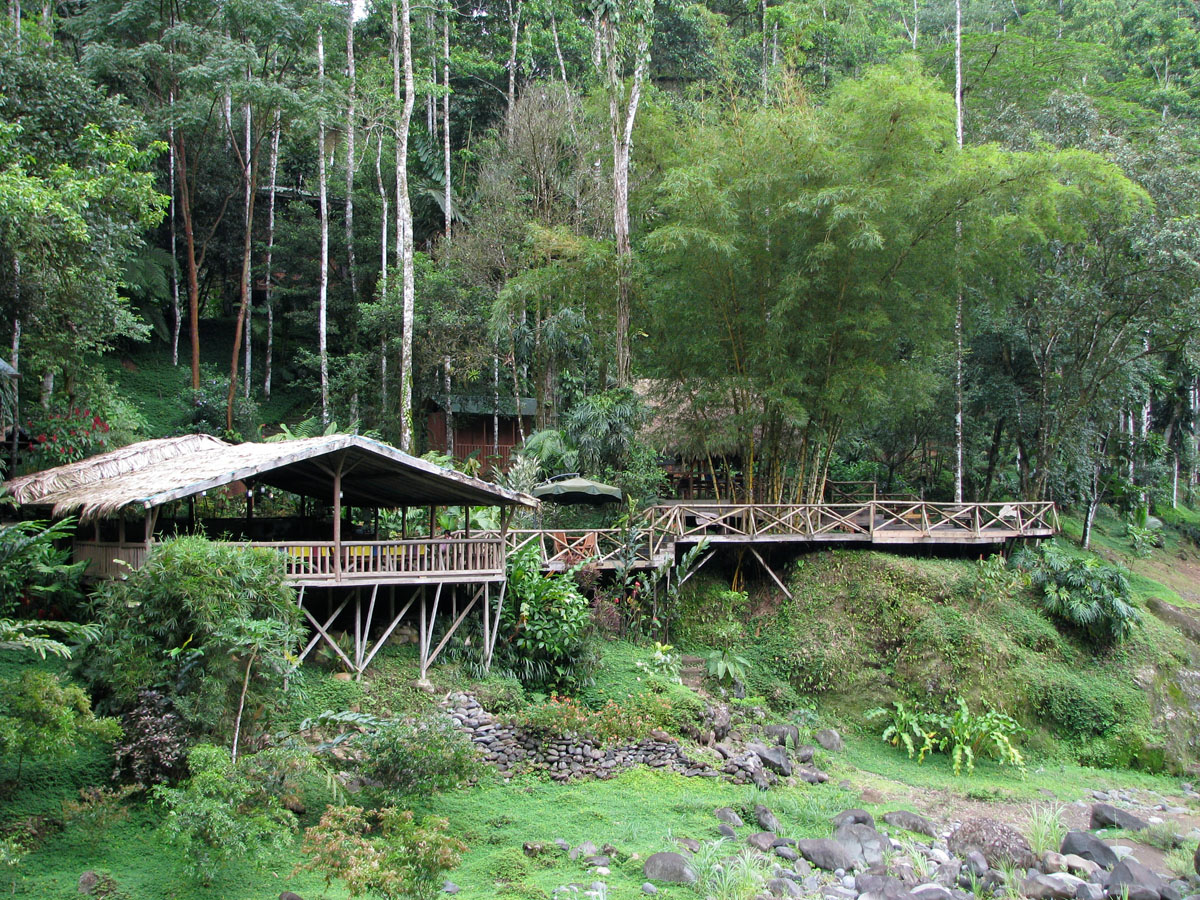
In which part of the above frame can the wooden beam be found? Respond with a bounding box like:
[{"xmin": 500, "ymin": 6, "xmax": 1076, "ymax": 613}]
[
  {"xmin": 426, "ymin": 585, "xmax": 481, "ymax": 670},
  {"xmin": 749, "ymin": 545, "xmax": 793, "ymax": 600},
  {"xmin": 332, "ymin": 453, "xmax": 344, "ymax": 580},
  {"xmin": 418, "ymin": 582, "xmax": 444, "ymax": 682},
  {"xmin": 298, "ymin": 595, "xmax": 350, "ymax": 662},
  {"xmin": 360, "ymin": 594, "xmax": 417, "ymax": 671}
]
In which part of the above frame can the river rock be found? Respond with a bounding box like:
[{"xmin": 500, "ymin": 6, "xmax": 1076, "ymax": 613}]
[
  {"xmin": 1194, "ymin": 842, "xmax": 1200, "ymax": 877},
  {"xmin": 796, "ymin": 745, "xmax": 816, "ymax": 763},
  {"xmin": 749, "ymin": 832, "xmax": 779, "ymax": 851},
  {"xmin": 757, "ymin": 804, "xmax": 784, "ymax": 833},
  {"xmin": 883, "ymin": 810, "xmax": 937, "ymax": 837},
  {"xmin": 1091, "ymin": 804, "xmax": 1149, "ymax": 833},
  {"xmin": 1061, "ymin": 832, "xmax": 1119, "ymax": 870},
  {"xmin": 911, "ymin": 884, "xmax": 953, "ymax": 900},
  {"xmin": 1024, "ymin": 873, "xmax": 1087, "ymax": 900},
  {"xmin": 718, "ymin": 824, "xmax": 737, "ymax": 838},
  {"xmin": 1063, "ymin": 854, "xmax": 1103, "ymax": 878},
  {"xmin": 765, "ymin": 723, "xmax": 801, "ymax": 749},
  {"xmin": 716, "ymin": 806, "xmax": 745, "ymax": 827},
  {"xmin": 817, "ymin": 728, "xmax": 845, "ymax": 751},
  {"xmin": 834, "ymin": 809, "xmax": 877, "ymax": 830},
  {"xmin": 798, "ymin": 838, "xmax": 855, "ymax": 872},
  {"xmin": 643, "ymin": 851, "xmax": 697, "ymax": 885},
  {"xmin": 768, "ymin": 877, "xmax": 804, "ymax": 898},
  {"xmin": 1108, "ymin": 858, "xmax": 1166, "ymax": 896},
  {"xmin": 948, "ymin": 818, "xmax": 1035, "ymax": 868},
  {"xmin": 834, "ymin": 822, "xmax": 887, "ymax": 868}
]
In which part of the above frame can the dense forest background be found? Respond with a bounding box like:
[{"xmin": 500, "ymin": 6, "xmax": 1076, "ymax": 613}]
[{"xmin": 2, "ymin": 0, "xmax": 1200, "ymax": 534}]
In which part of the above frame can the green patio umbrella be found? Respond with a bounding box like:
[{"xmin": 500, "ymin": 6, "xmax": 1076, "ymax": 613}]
[{"xmin": 532, "ymin": 475, "xmax": 623, "ymax": 505}]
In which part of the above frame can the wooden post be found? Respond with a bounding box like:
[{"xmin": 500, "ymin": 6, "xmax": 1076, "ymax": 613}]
[
  {"xmin": 402, "ymin": 506, "xmax": 408, "ymax": 539},
  {"xmin": 333, "ymin": 454, "xmax": 344, "ymax": 579},
  {"xmin": 354, "ymin": 587, "xmax": 362, "ymax": 674}
]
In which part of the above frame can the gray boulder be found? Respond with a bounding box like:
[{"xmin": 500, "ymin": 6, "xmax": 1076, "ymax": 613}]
[
  {"xmin": 768, "ymin": 877, "xmax": 803, "ymax": 898},
  {"xmin": 717, "ymin": 824, "xmax": 737, "ymax": 839},
  {"xmin": 834, "ymin": 809, "xmax": 877, "ymax": 830},
  {"xmin": 1091, "ymin": 804, "xmax": 1149, "ymax": 833},
  {"xmin": 948, "ymin": 818, "xmax": 1035, "ymax": 869},
  {"xmin": 834, "ymin": 822, "xmax": 887, "ymax": 868},
  {"xmin": 716, "ymin": 806, "xmax": 745, "ymax": 827},
  {"xmin": 765, "ymin": 723, "xmax": 801, "ymax": 749},
  {"xmin": 1023, "ymin": 873, "xmax": 1087, "ymax": 900},
  {"xmin": 748, "ymin": 832, "xmax": 779, "ymax": 851},
  {"xmin": 883, "ymin": 810, "xmax": 938, "ymax": 838},
  {"xmin": 1108, "ymin": 858, "xmax": 1166, "ymax": 896},
  {"xmin": 643, "ymin": 851, "xmax": 697, "ymax": 885},
  {"xmin": 776, "ymin": 846, "xmax": 800, "ymax": 862},
  {"xmin": 797, "ymin": 838, "xmax": 855, "ymax": 872},
  {"xmin": 796, "ymin": 745, "xmax": 816, "ymax": 763},
  {"xmin": 708, "ymin": 704, "xmax": 732, "ymax": 742},
  {"xmin": 912, "ymin": 884, "xmax": 954, "ymax": 900},
  {"xmin": 1061, "ymin": 832, "xmax": 1119, "ymax": 870},
  {"xmin": 817, "ymin": 728, "xmax": 845, "ymax": 751},
  {"xmin": 641, "ymin": 884, "xmax": 658, "ymax": 895},
  {"xmin": 752, "ymin": 743, "xmax": 793, "ymax": 777},
  {"xmin": 1195, "ymin": 842, "xmax": 1200, "ymax": 877},
  {"xmin": 756, "ymin": 804, "xmax": 783, "ymax": 833}
]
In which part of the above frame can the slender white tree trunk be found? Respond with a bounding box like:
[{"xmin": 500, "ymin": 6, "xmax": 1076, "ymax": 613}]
[
  {"xmin": 492, "ymin": 350, "xmax": 500, "ymax": 459},
  {"xmin": 263, "ymin": 109, "xmax": 280, "ymax": 399},
  {"xmin": 241, "ymin": 97, "xmax": 253, "ymax": 399},
  {"xmin": 597, "ymin": 8, "xmax": 650, "ymax": 385},
  {"xmin": 169, "ymin": 89, "xmax": 181, "ymax": 368},
  {"xmin": 377, "ymin": 129, "xmax": 390, "ymax": 421},
  {"xmin": 444, "ymin": 357, "xmax": 454, "ymax": 457},
  {"xmin": 443, "ymin": 6, "xmax": 452, "ymax": 242},
  {"xmin": 318, "ymin": 26, "xmax": 330, "ymax": 423},
  {"xmin": 394, "ymin": 0, "xmax": 417, "ymax": 451},
  {"xmin": 953, "ymin": 0, "xmax": 964, "ymax": 504},
  {"xmin": 9, "ymin": 312, "xmax": 18, "ymax": 466},
  {"xmin": 345, "ymin": 3, "xmax": 358, "ymax": 305},
  {"xmin": 505, "ymin": 0, "xmax": 522, "ymax": 135}
]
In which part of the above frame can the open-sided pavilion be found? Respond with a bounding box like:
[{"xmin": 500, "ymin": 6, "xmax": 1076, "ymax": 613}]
[{"xmin": 3, "ymin": 433, "xmax": 538, "ymax": 680}]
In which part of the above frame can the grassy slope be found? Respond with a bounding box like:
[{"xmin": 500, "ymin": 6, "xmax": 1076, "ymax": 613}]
[{"xmin": 105, "ymin": 321, "xmax": 311, "ymax": 438}]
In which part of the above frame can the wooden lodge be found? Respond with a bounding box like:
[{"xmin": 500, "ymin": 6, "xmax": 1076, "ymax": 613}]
[
  {"xmin": 3, "ymin": 433, "xmax": 538, "ymax": 680},
  {"xmin": 424, "ymin": 395, "xmax": 535, "ymax": 475}
]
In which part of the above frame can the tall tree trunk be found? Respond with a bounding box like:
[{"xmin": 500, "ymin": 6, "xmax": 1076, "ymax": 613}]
[
  {"xmin": 443, "ymin": 357, "xmax": 454, "ymax": 457},
  {"xmin": 442, "ymin": 6, "xmax": 452, "ymax": 242},
  {"xmin": 394, "ymin": 0, "xmax": 417, "ymax": 451},
  {"xmin": 9, "ymin": 308, "xmax": 18, "ymax": 470},
  {"xmin": 598, "ymin": 9, "xmax": 650, "ymax": 386},
  {"xmin": 226, "ymin": 92, "xmax": 258, "ymax": 430},
  {"xmin": 175, "ymin": 132, "xmax": 203, "ymax": 390},
  {"xmin": 376, "ymin": 129, "xmax": 389, "ymax": 421},
  {"xmin": 505, "ymin": 0, "xmax": 522, "ymax": 136},
  {"xmin": 169, "ymin": 89, "xmax": 181, "ymax": 368},
  {"xmin": 492, "ymin": 350, "xmax": 500, "ymax": 459},
  {"xmin": 241, "ymin": 96, "xmax": 253, "ymax": 399},
  {"xmin": 952, "ymin": 0, "xmax": 964, "ymax": 504},
  {"xmin": 263, "ymin": 110, "xmax": 280, "ymax": 399},
  {"xmin": 318, "ymin": 26, "xmax": 330, "ymax": 423},
  {"xmin": 345, "ymin": 1, "xmax": 358, "ymax": 305}
]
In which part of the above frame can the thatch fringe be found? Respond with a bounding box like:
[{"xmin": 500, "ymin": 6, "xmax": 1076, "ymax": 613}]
[{"xmin": 3, "ymin": 434, "xmax": 226, "ymax": 506}]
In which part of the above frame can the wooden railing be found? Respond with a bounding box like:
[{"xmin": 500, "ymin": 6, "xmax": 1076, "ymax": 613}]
[
  {"xmin": 648, "ymin": 500, "xmax": 1057, "ymax": 542},
  {"xmin": 74, "ymin": 541, "xmax": 150, "ymax": 579},
  {"xmin": 243, "ymin": 538, "xmax": 506, "ymax": 583},
  {"xmin": 505, "ymin": 528, "xmax": 657, "ymax": 571}
]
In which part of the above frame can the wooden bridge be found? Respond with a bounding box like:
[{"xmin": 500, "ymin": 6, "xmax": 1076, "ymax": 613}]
[{"xmin": 510, "ymin": 499, "xmax": 1058, "ymax": 573}]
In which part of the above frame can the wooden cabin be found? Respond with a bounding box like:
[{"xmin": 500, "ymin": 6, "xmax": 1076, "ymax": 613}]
[{"xmin": 425, "ymin": 395, "xmax": 535, "ymax": 475}]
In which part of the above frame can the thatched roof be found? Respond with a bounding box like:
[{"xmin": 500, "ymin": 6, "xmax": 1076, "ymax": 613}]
[
  {"xmin": 0, "ymin": 359, "xmax": 17, "ymax": 378},
  {"xmin": 635, "ymin": 379, "xmax": 746, "ymax": 460},
  {"xmin": 4, "ymin": 434, "xmax": 537, "ymax": 521}
]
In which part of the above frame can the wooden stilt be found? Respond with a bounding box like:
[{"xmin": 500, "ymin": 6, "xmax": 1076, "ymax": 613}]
[
  {"xmin": 426, "ymin": 585, "xmax": 481, "ymax": 670},
  {"xmin": 418, "ymin": 582, "xmax": 443, "ymax": 682},
  {"xmin": 360, "ymin": 594, "xmax": 417, "ymax": 671},
  {"xmin": 357, "ymin": 584, "xmax": 378, "ymax": 679},
  {"xmin": 301, "ymin": 600, "xmax": 354, "ymax": 671},
  {"xmin": 485, "ymin": 580, "xmax": 505, "ymax": 671},
  {"xmin": 353, "ymin": 588, "xmax": 362, "ymax": 674},
  {"xmin": 299, "ymin": 595, "xmax": 350, "ymax": 662},
  {"xmin": 748, "ymin": 546, "xmax": 792, "ymax": 600}
]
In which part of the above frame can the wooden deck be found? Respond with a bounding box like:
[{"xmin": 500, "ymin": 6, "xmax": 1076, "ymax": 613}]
[{"xmin": 73, "ymin": 501, "xmax": 1055, "ymax": 584}]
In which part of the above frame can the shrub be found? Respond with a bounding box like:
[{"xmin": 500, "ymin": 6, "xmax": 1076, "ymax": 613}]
[
  {"xmin": 85, "ymin": 537, "xmax": 301, "ymax": 743},
  {"xmin": 153, "ymin": 744, "xmax": 297, "ymax": 884},
  {"xmin": 1014, "ymin": 545, "xmax": 1140, "ymax": 646},
  {"xmin": 300, "ymin": 805, "xmax": 466, "ymax": 900},
  {"xmin": 61, "ymin": 784, "xmax": 138, "ymax": 837},
  {"xmin": 355, "ymin": 715, "xmax": 481, "ymax": 796},
  {"xmin": 0, "ymin": 670, "xmax": 120, "ymax": 781},
  {"xmin": 515, "ymin": 692, "xmax": 674, "ymax": 745},
  {"xmin": 492, "ymin": 544, "xmax": 596, "ymax": 691},
  {"xmin": 0, "ymin": 518, "xmax": 88, "ymax": 618},
  {"xmin": 111, "ymin": 690, "xmax": 189, "ymax": 786},
  {"xmin": 867, "ymin": 697, "xmax": 1023, "ymax": 776},
  {"xmin": 1023, "ymin": 662, "xmax": 1145, "ymax": 737}
]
